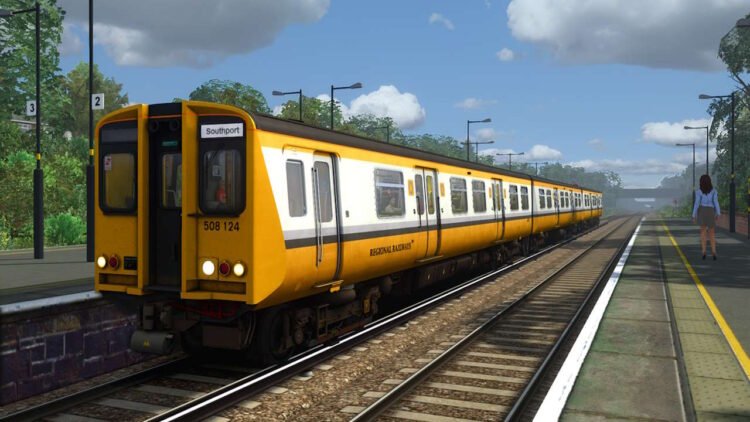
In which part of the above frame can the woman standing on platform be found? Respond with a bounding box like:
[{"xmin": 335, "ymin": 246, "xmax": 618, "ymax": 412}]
[{"xmin": 692, "ymin": 174, "xmax": 721, "ymax": 260}]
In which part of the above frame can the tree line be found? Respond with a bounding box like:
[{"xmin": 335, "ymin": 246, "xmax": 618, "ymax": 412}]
[{"xmin": 0, "ymin": 0, "xmax": 622, "ymax": 249}]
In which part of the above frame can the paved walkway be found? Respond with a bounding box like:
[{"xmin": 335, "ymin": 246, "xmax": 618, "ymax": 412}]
[
  {"xmin": 0, "ymin": 246, "xmax": 93, "ymax": 305},
  {"xmin": 562, "ymin": 217, "xmax": 750, "ymax": 421}
]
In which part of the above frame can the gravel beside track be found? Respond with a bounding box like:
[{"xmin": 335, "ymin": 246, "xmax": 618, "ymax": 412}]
[{"xmin": 209, "ymin": 218, "xmax": 631, "ymax": 421}]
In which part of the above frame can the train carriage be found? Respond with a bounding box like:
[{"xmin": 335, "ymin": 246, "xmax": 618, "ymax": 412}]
[{"xmin": 94, "ymin": 101, "xmax": 602, "ymax": 359}]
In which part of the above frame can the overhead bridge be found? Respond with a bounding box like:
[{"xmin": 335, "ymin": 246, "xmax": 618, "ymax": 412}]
[{"xmin": 613, "ymin": 188, "xmax": 690, "ymax": 212}]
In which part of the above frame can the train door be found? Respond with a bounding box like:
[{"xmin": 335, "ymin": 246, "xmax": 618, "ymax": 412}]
[
  {"xmin": 311, "ymin": 153, "xmax": 341, "ymax": 278},
  {"xmin": 149, "ymin": 117, "xmax": 182, "ymax": 289},
  {"xmin": 554, "ymin": 188, "xmax": 560, "ymax": 226},
  {"xmin": 492, "ymin": 179, "xmax": 505, "ymax": 241},
  {"xmin": 415, "ymin": 168, "xmax": 441, "ymax": 259}
]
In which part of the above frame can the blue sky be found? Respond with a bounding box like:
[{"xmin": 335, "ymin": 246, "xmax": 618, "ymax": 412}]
[{"xmin": 56, "ymin": 0, "xmax": 748, "ymax": 187}]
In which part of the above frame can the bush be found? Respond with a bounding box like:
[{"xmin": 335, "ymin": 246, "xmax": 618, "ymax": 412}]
[{"xmin": 45, "ymin": 213, "xmax": 85, "ymax": 246}]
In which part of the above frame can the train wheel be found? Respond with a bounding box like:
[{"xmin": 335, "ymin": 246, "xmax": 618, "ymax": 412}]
[{"xmin": 251, "ymin": 307, "xmax": 295, "ymax": 364}]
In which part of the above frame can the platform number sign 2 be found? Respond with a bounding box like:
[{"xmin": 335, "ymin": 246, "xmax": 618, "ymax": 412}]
[
  {"xmin": 26, "ymin": 100, "xmax": 36, "ymax": 117},
  {"xmin": 92, "ymin": 93, "xmax": 105, "ymax": 110}
]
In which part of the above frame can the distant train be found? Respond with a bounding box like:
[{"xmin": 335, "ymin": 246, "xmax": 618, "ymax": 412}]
[{"xmin": 94, "ymin": 101, "xmax": 602, "ymax": 361}]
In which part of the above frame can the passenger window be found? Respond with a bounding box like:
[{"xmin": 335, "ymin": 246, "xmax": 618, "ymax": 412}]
[
  {"xmin": 538, "ymin": 189, "xmax": 546, "ymax": 210},
  {"xmin": 103, "ymin": 153, "xmax": 136, "ymax": 210},
  {"xmin": 472, "ymin": 181, "xmax": 486, "ymax": 213},
  {"xmin": 201, "ymin": 149, "xmax": 243, "ymax": 214},
  {"xmin": 450, "ymin": 178, "xmax": 468, "ymax": 214},
  {"xmin": 375, "ymin": 169, "xmax": 405, "ymax": 217},
  {"xmin": 286, "ymin": 160, "xmax": 306, "ymax": 217},
  {"xmin": 426, "ymin": 175, "xmax": 435, "ymax": 214},
  {"xmin": 509, "ymin": 185, "xmax": 519, "ymax": 211},
  {"xmin": 314, "ymin": 161, "xmax": 333, "ymax": 222},
  {"xmin": 161, "ymin": 153, "xmax": 182, "ymax": 209},
  {"xmin": 546, "ymin": 191, "xmax": 553, "ymax": 209},
  {"xmin": 520, "ymin": 186, "xmax": 529, "ymax": 210},
  {"xmin": 415, "ymin": 174, "xmax": 424, "ymax": 215}
]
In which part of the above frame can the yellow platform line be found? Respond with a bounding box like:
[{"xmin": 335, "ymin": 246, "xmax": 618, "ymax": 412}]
[{"xmin": 662, "ymin": 222, "xmax": 750, "ymax": 379}]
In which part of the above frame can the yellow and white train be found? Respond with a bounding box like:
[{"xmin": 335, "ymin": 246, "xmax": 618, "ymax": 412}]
[{"xmin": 94, "ymin": 101, "xmax": 602, "ymax": 359}]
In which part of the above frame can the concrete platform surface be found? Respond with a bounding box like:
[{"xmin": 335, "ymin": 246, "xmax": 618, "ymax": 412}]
[
  {"xmin": 0, "ymin": 246, "xmax": 93, "ymax": 304},
  {"xmin": 562, "ymin": 217, "xmax": 750, "ymax": 422}
]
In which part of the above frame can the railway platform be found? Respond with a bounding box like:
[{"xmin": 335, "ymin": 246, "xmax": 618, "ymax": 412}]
[
  {"xmin": 0, "ymin": 245, "xmax": 93, "ymax": 306},
  {"xmin": 543, "ymin": 217, "xmax": 749, "ymax": 421}
]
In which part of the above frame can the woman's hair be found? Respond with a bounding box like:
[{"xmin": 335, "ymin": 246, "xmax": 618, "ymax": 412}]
[{"xmin": 699, "ymin": 174, "xmax": 713, "ymax": 195}]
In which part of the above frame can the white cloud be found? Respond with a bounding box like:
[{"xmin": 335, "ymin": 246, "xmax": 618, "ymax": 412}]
[
  {"xmin": 641, "ymin": 118, "xmax": 711, "ymax": 145},
  {"xmin": 506, "ymin": 0, "xmax": 747, "ymax": 71},
  {"xmin": 347, "ymin": 85, "xmax": 426, "ymax": 130},
  {"xmin": 587, "ymin": 138, "xmax": 605, "ymax": 151},
  {"xmin": 60, "ymin": 23, "xmax": 83, "ymax": 56},
  {"xmin": 525, "ymin": 144, "xmax": 562, "ymax": 161},
  {"xmin": 483, "ymin": 147, "xmax": 517, "ymax": 157},
  {"xmin": 429, "ymin": 13, "xmax": 455, "ymax": 31},
  {"xmin": 455, "ymin": 98, "xmax": 497, "ymax": 109},
  {"xmin": 272, "ymin": 105, "xmax": 284, "ymax": 116},
  {"xmin": 475, "ymin": 128, "xmax": 498, "ymax": 141},
  {"xmin": 496, "ymin": 48, "xmax": 515, "ymax": 62},
  {"xmin": 58, "ymin": 0, "xmax": 330, "ymax": 67}
]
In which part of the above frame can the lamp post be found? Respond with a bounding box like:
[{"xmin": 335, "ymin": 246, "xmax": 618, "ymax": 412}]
[
  {"xmin": 272, "ymin": 89, "xmax": 303, "ymax": 121},
  {"xmin": 676, "ymin": 143, "xmax": 696, "ymax": 192},
  {"xmin": 684, "ymin": 125, "xmax": 710, "ymax": 173},
  {"xmin": 330, "ymin": 82, "xmax": 362, "ymax": 130},
  {"xmin": 466, "ymin": 118, "xmax": 491, "ymax": 161},
  {"xmin": 699, "ymin": 93, "xmax": 737, "ymax": 232},
  {"xmin": 1, "ymin": 2, "xmax": 43, "ymax": 259},
  {"xmin": 375, "ymin": 124, "xmax": 390, "ymax": 143},
  {"xmin": 496, "ymin": 152, "xmax": 524, "ymax": 171},
  {"xmin": 86, "ymin": 0, "xmax": 94, "ymax": 262},
  {"xmin": 528, "ymin": 161, "xmax": 549, "ymax": 175},
  {"xmin": 470, "ymin": 140, "xmax": 494, "ymax": 162}
]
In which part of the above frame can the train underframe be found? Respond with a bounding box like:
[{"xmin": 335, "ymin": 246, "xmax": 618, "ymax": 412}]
[{"xmin": 129, "ymin": 218, "xmax": 599, "ymax": 362}]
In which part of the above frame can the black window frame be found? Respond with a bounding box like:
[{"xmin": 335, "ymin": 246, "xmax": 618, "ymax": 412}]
[
  {"xmin": 99, "ymin": 120, "xmax": 138, "ymax": 215},
  {"xmin": 472, "ymin": 180, "xmax": 486, "ymax": 213},
  {"xmin": 198, "ymin": 116, "xmax": 247, "ymax": 216},
  {"xmin": 450, "ymin": 177, "xmax": 468, "ymax": 214}
]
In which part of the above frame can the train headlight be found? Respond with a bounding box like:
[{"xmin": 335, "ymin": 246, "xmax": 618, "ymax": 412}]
[
  {"xmin": 201, "ymin": 260, "xmax": 216, "ymax": 276},
  {"xmin": 233, "ymin": 261, "xmax": 246, "ymax": 277},
  {"xmin": 97, "ymin": 255, "xmax": 108, "ymax": 269}
]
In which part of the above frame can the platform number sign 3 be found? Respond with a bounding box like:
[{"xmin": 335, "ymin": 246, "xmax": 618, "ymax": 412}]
[
  {"xmin": 26, "ymin": 100, "xmax": 36, "ymax": 117},
  {"xmin": 92, "ymin": 93, "xmax": 105, "ymax": 110}
]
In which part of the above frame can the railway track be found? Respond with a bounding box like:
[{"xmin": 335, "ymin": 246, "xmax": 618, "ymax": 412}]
[
  {"xmin": 349, "ymin": 215, "xmax": 640, "ymax": 422},
  {"xmin": 3, "ymin": 216, "xmax": 626, "ymax": 422}
]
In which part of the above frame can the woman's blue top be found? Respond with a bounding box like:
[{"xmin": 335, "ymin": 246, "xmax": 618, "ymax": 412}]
[{"xmin": 692, "ymin": 189, "xmax": 720, "ymax": 218}]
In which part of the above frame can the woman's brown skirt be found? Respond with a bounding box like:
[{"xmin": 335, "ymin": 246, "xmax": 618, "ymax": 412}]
[{"xmin": 698, "ymin": 206, "xmax": 716, "ymax": 228}]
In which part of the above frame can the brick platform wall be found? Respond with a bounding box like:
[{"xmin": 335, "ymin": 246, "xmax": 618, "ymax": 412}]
[
  {"xmin": 717, "ymin": 213, "xmax": 749, "ymax": 235},
  {"xmin": 0, "ymin": 299, "xmax": 152, "ymax": 405}
]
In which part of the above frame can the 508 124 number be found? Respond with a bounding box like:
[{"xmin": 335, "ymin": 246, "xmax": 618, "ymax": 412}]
[{"xmin": 203, "ymin": 221, "xmax": 240, "ymax": 232}]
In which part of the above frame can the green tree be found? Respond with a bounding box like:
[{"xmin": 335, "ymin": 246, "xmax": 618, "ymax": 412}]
[
  {"xmin": 341, "ymin": 114, "xmax": 401, "ymax": 142},
  {"xmin": 0, "ymin": 0, "xmax": 66, "ymax": 121},
  {"xmin": 0, "ymin": 151, "xmax": 35, "ymax": 238},
  {"xmin": 277, "ymin": 95, "xmax": 344, "ymax": 129},
  {"xmin": 57, "ymin": 62, "xmax": 129, "ymax": 137},
  {"xmin": 703, "ymin": 13, "xmax": 750, "ymax": 214},
  {"xmin": 45, "ymin": 152, "xmax": 86, "ymax": 218},
  {"xmin": 45, "ymin": 212, "xmax": 85, "ymax": 246},
  {"xmin": 181, "ymin": 79, "xmax": 271, "ymax": 114}
]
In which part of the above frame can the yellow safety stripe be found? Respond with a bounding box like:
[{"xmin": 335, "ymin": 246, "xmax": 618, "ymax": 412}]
[{"xmin": 663, "ymin": 222, "xmax": 750, "ymax": 379}]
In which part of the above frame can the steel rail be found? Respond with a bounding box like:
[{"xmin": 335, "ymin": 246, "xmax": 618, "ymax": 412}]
[
  {"xmin": 1, "ymin": 356, "xmax": 194, "ymax": 422},
  {"xmin": 350, "ymin": 216, "xmax": 634, "ymax": 422},
  {"xmin": 147, "ymin": 220, "xmax": 615, "ymax": 422},
  {"xmin": 504, "ymin": 216, "xmax": 638, "ymax": 420}
]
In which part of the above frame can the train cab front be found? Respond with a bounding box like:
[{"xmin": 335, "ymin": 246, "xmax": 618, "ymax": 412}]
[{"xmin": 95, "ymin": 101, "xmax": 257, "ymax": 355}]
